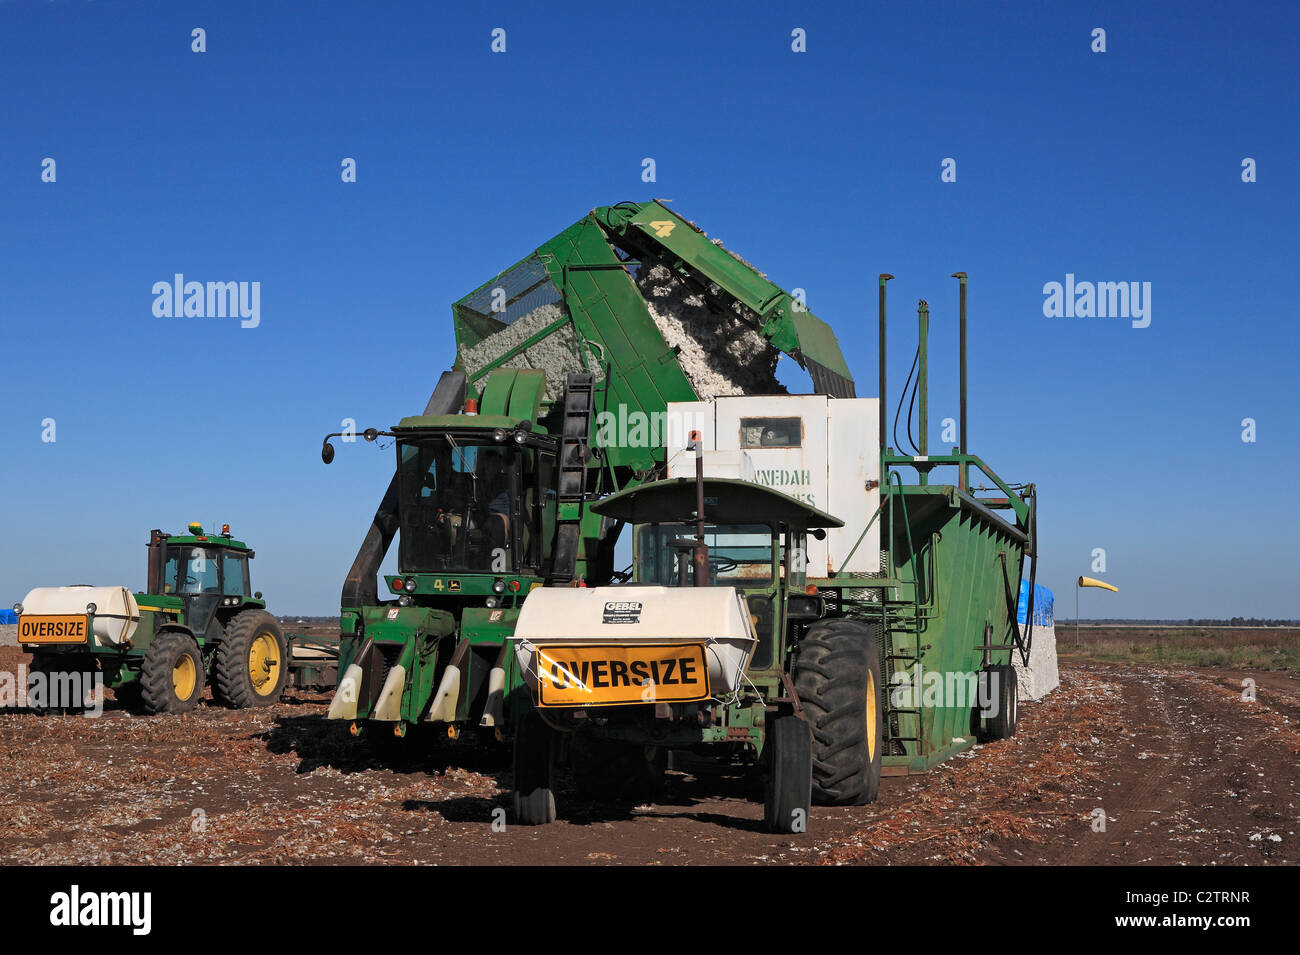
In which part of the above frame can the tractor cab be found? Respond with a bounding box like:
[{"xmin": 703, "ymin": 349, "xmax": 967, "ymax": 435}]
[
  {"xmin": 146, "ymin": 523, "xmax": 261, "ymax": 640},
  {"xmin": 593, "ymin": 477, "xmax": 842, "ymax": 672}
]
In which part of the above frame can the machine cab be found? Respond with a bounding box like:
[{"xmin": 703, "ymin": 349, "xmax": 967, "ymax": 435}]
[
  {"xmin": 147, "ymin": 525, "xmax": 256, "ymax": 638},
  {"xmin": 590, "ymin": 477, "xmax": 842, "ymax": 671}
]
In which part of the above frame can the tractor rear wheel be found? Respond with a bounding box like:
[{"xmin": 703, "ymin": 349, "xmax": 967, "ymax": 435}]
[
  {"xmin": 214, "ymin": 610, "xmax": 288, "ymax": 708},
  {"xmin": 513, "ymin": 710, "xmax": 557, "ymax": 825},
  {"xmin": 763, "ymin": 714, "xmax": 812, "ymax": 833},
  {"xmin": 977, "ymin": 664, "xmax": 1018, "ymax": 741},
  {"xmin": 794, "ymin": 617, "xmax": 884, "ymax": 805},
  {"xmin": 140, "ymin": 631, "xmax": 205, "ymax": 714}
]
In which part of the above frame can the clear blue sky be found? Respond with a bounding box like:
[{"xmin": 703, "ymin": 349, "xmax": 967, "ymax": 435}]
[{"xmin": 1, "ymin": 0, "xmax": 1295, "ymax": 618}]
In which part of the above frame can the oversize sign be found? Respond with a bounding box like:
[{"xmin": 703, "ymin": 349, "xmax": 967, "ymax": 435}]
[
  {"xmin": 536, "ymin": 643, "xmax": 709, "ymax": 707},
  {"xmin": 18, "ymin": 615, "xmax": 88, "ymax": 645}
]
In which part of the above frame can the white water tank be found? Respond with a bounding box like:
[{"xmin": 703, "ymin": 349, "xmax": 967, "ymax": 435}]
[{"xmin": 19, "ymin": 585, "xmax": 140, "ymax": 647}]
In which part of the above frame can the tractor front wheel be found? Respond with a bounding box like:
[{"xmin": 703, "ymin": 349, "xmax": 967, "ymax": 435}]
[
  {"xmin": 214, "ymin": 610, "xmax": 288, "ymax": 708},
  {"xmin": 513, "ymin": 710, "xmax": 557, "ymax": 825},
  {"xmin": 140, "ymin": 631, "xmax": 205, "ymax": 715},
  {"xmin": 763, "ymin": 714, "xmax": 813, "ymax": 833}
]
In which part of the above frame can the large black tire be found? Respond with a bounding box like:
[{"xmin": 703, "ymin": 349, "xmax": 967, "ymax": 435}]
[
  {"xmin": 213, "ymin": 610, "xmax": 288, "ymax": 708},
  {"xmin": 763, "ymin": 715, "xmax": 812, "ymax": 833},
  {"xmin": 140, "ymin": 631, "xmax": 205, "ymax": 715},
  {"xmin": 794, "ymin": 617, "xmax": 884, "ymax": 805},
  {"xmin": 977, "ymin": 664, "xmax": 1018, "ymax": 741},
  {"xmin": 513, "ymin": 710, "xmax": 557, "ymax": 825}
]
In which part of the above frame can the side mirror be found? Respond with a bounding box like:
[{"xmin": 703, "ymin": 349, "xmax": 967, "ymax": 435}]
[
  {"xmin": 810, "ymin": 528, "xmax": 827, "ymax": 541},
  {"xmin": 321, "ymin": 441, "xmax": 335, "ymax": 464}
]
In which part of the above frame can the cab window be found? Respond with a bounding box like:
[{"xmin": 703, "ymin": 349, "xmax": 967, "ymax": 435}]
[{"xmin": 222, "ymin": 553, "xmax": 250, "ymax": 596}]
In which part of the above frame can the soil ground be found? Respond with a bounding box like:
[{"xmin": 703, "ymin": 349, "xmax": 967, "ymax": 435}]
[{"xmin": 2, "ymin": 638, "xmax": 1295, "ymax": 865}]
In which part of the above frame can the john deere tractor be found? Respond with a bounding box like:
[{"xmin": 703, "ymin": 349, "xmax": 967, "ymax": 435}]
[{"xmin": 15, "ymin": 524, "xmax": 291, "ymax": 714}]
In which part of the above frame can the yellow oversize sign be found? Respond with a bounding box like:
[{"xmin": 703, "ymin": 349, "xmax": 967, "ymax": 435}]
[
  {"xmin": 18, "ymin": 615, "xmax": 89, "ymax": 645},
  {"xmin": 536, "ymin": 643, "xmax": 709, "ymax": 708}
]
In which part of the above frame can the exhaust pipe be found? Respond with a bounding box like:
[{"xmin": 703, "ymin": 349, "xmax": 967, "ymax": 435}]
[
  {"xmin": 878, "ymin": 274, "xmax": 893, "ymax": 455},
  {"xmin": 953, "ymin": 272, "xmax": 968, "ymax": 490}
]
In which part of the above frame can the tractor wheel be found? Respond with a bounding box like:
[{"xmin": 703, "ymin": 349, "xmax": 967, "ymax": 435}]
[
  {"xmin": 794, "ymin": 617, "xmax": 884, "ymax": 805},
  {"xmin": 140, "ymin": 631, "xmax": 205, "ymax": 715},
  {"xmin": 763, "ymin": 714, "xmax": 812, "ymax": 833},
  {"xmin": 213, "ymin": 610, "xmax": 288, "ymax": 708},
  {"xmin": 977, "ymin": 664, "xmax": 1018, "ymax": 741},
  {"xmin": 513, "ymin": 710, "xmax": 557, "ymax": 825}
]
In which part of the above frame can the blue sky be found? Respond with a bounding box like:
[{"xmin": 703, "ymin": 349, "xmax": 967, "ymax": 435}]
[{"xmin": 1, "ymin": 0, "xmax": 1295, "ymax": 617}]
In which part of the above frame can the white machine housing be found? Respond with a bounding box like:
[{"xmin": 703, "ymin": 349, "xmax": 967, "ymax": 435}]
[
  {"xmin": 511, "ymin": 586, "xmax": 757, "ymax": 696},
  {"xmin": 666, "ymin": 394, "xmax": 880, "ymax": 576}
]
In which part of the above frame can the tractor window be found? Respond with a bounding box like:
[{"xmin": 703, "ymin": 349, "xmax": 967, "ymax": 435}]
[
  {"xmin": 635, "ymin": 523, "xmax": 775, "ymax": 587},
  {"xmin": 161, "ymin": 553, "xmax": 179, "ymax": 594},
  {"xmin": 222, "ymin": 553, "xmax": 250, "ymax": 596},
  {"xmin": 397, "ymin": 437, "xmax": 517, "ymax": 573},
  {"xmin": 174, "ymin": 547, "xmax": 221, "ymax": 595}
]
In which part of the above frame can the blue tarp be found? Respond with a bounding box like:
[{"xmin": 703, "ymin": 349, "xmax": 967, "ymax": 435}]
[
  {"xmin": 1017, "ymin": 581, "xmax": 1054, "ymax": 627},
  {"xmin": 0, "ymin": 609, "xmax": 16, "ymax": 625}
]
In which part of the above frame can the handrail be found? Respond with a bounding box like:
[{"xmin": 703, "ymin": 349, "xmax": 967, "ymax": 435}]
[{"xmin": 883, "ymin": 452, "xmax": 1030, "ymax": 525}]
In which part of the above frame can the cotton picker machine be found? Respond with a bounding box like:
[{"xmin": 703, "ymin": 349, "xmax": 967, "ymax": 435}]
[
  {"xmin": 322, "ymin": 202, "xmax": 1038, "ymax": 835},
  {"xmin": 319, "ymin": 200, "xmax": 854, "ymax": 746}
]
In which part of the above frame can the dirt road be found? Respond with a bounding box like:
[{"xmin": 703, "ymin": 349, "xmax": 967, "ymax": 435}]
[{"xmin": 1, "ymin": 647, "xmax": 1295, "ymax": 865}]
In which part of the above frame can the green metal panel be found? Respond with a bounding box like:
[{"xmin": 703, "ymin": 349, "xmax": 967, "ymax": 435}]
[{"xmin": 877, "ymin": 482, "xmax": 1027, "ymax": 772}]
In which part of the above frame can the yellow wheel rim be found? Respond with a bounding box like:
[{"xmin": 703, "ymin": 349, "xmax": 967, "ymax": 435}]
[
  {"xmin": 173, "ymin": 653, "xmax": 196, "ymax": 700},
  {"xmin": 248, "ymin": 633, "xmax": 282, "ymax": 695},
  {"xmin": 866, "ymin": 670, "xmax": 878, "ymax": 762}
]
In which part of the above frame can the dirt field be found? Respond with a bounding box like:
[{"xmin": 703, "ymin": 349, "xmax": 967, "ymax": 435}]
[{"xmin": 1, "ymin": 643, "xmax": 1296, "ymax": 866}]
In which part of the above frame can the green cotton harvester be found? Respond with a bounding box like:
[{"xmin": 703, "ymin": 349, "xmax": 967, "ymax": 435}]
[{"xmin": 319, "ymin": 201, "xmax": 1038, "ymax": 832}]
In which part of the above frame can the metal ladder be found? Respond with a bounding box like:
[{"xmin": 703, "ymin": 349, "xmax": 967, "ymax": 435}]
[{"xmin": 551, "ymin": 372, "xmax": 595, "ymax": 583}]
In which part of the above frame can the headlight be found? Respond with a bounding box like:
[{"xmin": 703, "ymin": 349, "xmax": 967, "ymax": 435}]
[
  {"xmin": 492, "ymin": 580, "xmax": 507, "ymax": 594},
  {"xmin": 485, "ymin": 596, "xmax": 499, "ymax": 609},
  {"xmin": 13, "ymin": 603, "xmax": 23, "ymax": 615},
  {"xmin": 492, "ymin": 429, "xmax": 507, "ymax": 442},
  {"xmin": 86, "ymin": 602, "xmax": 97, "ymax": 614},
  {"xmin": 404, "ymin": 577, "xmax": 417, "ymax": 593},
  {"xmin": 398, "ymin": 595, "xmax": 412, "ymax": 607}
]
